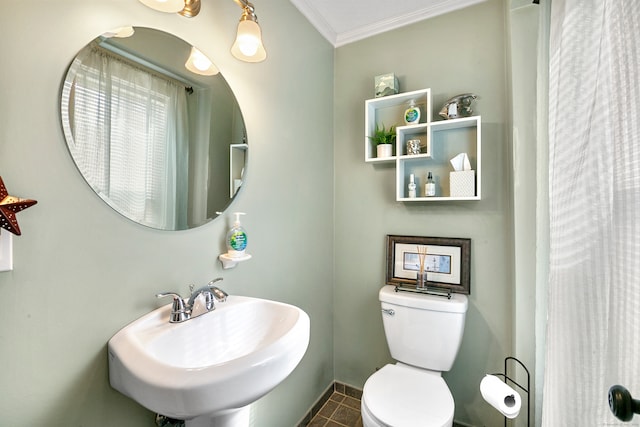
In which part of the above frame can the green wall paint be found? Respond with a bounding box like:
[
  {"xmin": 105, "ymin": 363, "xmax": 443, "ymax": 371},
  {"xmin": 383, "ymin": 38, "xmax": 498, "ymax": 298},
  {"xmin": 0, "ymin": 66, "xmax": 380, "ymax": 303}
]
[
  {"xmin": 0, "ymin": 0, "xmax": 334, "ymax": 426},
  {"xmin": 0, "ymin": 0, "xmax": 529, "ymax": 426},
  {"xmin": 333, "ymin": 1, "xmax": 513, "ymax": 425}
]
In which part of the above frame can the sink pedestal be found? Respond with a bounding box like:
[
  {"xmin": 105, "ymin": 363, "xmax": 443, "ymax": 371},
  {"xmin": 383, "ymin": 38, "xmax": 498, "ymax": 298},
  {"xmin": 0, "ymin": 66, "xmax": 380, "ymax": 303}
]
[{"xmin": 186, "ymin": 406, "xmax": 250, "ymax": 427}]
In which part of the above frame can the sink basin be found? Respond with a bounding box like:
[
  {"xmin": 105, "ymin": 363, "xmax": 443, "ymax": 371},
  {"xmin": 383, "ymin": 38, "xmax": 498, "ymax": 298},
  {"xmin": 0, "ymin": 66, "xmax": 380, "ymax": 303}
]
[{"xmin": 108, "ymin": 295, "xmax": 310, "ymax": 426}]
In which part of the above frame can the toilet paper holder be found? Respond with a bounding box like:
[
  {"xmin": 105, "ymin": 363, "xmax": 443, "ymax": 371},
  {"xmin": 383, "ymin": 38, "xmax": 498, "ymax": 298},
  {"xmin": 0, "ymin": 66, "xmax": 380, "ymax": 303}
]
[{"xmin": 486, "ymin": 356, "xmax": 530, "ymax": 427}]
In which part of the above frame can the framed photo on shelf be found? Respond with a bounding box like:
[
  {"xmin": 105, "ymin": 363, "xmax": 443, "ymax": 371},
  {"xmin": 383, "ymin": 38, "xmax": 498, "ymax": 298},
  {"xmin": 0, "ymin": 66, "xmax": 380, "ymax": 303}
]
[{"xmin": 386, "ymin": 235, "xmax": 471, "ymax": 295}]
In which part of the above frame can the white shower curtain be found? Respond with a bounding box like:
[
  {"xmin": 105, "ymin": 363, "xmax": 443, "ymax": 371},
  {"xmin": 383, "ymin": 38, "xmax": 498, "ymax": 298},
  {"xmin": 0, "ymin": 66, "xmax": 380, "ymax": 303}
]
[{"xmin": 543, "ymin": 1, "xmax": 640, "ymax": 425}]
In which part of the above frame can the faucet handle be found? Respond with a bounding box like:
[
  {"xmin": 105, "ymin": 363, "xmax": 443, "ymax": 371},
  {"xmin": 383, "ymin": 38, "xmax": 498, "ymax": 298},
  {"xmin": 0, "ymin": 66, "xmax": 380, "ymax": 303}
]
[
  {"xmin": 156, "ymin": 291, "xmax": 182, "ymax": 301},
  {"xmin": 156, "ymin": 292, "xmax": 189, "ymax": 323}
]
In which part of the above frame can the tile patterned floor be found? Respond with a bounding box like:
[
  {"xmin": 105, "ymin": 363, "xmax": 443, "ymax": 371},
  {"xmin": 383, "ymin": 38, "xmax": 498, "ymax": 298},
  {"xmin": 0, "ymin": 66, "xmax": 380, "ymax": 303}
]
[
  {"xmin": 299, "ymin": 382, "xmax": 469, "ymax": 427},
  {"xmin": 307, "ymin": 390, "xmax": 363, "ymax": 427}
]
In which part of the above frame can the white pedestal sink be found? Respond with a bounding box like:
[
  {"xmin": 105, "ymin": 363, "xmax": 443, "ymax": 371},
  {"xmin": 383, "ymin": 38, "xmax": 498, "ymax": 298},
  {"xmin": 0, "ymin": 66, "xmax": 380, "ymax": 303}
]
[{"xmin": 108, "ymin": 295, "xmax": 310, "ymax": 427}]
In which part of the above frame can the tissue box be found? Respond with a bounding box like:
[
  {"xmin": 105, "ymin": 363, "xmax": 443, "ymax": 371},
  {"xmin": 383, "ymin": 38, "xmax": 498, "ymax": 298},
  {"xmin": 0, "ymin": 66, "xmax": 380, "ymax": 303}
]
[
  {"xmin": 450, "ymin": 170, "xmax": 475, "ymax": 197},
  {"xmin": 374, "ymin": 73, "xmax": 399, "ymax": 98}
]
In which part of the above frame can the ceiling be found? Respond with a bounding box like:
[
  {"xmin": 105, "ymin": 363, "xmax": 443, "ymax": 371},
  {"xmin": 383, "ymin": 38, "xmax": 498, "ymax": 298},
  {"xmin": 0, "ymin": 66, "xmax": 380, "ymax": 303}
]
[{"xmin": 289, "ymin": 0, "xmax": 487, "ymax": 47}]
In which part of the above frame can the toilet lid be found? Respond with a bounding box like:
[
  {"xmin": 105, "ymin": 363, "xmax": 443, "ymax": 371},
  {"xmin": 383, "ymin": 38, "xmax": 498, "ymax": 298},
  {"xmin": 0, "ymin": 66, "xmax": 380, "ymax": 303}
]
[{"xmin": 363, "ymin": 364, "xmax": 454, "ymax": 427}]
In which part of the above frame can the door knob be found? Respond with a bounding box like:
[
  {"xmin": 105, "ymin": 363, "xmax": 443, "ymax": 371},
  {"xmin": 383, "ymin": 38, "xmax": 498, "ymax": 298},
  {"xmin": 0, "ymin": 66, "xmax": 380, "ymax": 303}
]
[{"xmin": 609, "ymin": 385, "xmax": 640, "ymax": 422}]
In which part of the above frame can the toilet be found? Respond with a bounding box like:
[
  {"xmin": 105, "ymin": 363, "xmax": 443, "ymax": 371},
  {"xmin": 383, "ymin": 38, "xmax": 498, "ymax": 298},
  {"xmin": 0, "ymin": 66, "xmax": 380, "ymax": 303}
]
[{"xmin": 361, "ymin": 285, "xmax": 469, "ymax": 427}]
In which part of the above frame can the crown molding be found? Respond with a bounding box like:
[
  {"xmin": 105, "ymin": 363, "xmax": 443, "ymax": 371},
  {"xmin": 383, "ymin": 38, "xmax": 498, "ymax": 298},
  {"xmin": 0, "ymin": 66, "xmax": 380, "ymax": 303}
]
[
  {"xmin": 289, "ymin": 0, "xmax": 339, "ymax": 46},
  {"xmin": 291, "ymin": 0, "xmax": 487, "ymax": 48}
]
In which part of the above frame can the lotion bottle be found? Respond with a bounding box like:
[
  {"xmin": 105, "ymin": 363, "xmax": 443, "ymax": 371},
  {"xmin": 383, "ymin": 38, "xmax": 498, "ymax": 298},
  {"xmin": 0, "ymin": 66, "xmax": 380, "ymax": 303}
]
[
  {"xmin": 425, "ymin": 172, "xmax": 436, "ymax": 197},
  {"xmin": 404, "ymin": 100, "xmax": 421, "ymax": 125},
  {"xmin": 226, "ymin": 212, "xmax": 247, "ymax": 258},
  {"xmin": 408, "ymin": 174, "xmax": 417, "ymax": 198}
]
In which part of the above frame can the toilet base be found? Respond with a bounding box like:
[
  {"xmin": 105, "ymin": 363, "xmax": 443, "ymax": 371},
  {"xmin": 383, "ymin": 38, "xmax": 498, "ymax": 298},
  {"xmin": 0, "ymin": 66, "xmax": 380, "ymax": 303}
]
[
  {"xmin": 361, "ymin": 363, "xmax": 454, "ymax": 427},
  {"xmin": 361, "ymin": 398, "xmax": 381, "ymax": 427}
]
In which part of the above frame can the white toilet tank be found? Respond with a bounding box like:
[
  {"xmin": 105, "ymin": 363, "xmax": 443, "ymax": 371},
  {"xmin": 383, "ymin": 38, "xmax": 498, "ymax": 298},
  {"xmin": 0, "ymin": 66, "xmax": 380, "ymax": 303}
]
[{"xmin": 379, "ymin": 285, "xmax": 468, "ymax": 372}]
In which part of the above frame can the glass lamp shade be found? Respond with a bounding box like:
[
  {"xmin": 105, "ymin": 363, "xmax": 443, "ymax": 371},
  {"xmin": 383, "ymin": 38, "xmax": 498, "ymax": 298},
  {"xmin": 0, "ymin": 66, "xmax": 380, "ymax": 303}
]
[
  {"xmin": 101, "ymin": 26, "xmax": 135, "ymax": 38},
  {"xmin": 138, "ymin": 0, "xmax": 185, "ymax": 13},
  {"xmin": 231, "ymin": 20, "xmax": 267, "ymax": 63},
  {"xmin": 185, "ymin": 47, "xmax": 219, "ymax": 76}
]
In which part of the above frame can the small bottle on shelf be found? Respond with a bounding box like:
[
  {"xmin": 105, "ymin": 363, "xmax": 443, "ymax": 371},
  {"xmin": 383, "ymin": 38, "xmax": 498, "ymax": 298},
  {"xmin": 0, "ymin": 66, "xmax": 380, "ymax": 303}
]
[
  {"xmin": 408, "ymin": 174, "xmax": 417, "ymax": 198},
  {"xmin": 425, "ymin": 172, "xmax": 436, "ymax": 197}
]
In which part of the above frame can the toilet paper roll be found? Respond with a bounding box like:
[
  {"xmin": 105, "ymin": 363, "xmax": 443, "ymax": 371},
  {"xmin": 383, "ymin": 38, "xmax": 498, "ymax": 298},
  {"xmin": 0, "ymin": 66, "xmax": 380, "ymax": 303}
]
[{"xmin": 480, "ymin": 374, "xmax": 521, "ymax": 419}]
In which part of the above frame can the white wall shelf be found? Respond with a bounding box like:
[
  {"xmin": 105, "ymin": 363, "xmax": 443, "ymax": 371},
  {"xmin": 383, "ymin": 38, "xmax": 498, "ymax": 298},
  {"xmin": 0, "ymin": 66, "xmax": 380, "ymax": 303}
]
[
  {"xmin": 218, "ymin": 253, "xmax": 251, "ymax": 269},
  {"xmin": 396, "ymin": 123, "xmax": 431, "ymax": 159},
  {"xmin": 396, "ymin": 116, "xmax": 481, "ymax": 201},
  {"xmin": 365, "ymin": 89, "xmax": 481, "ymax": 202},
  {"xmin": 364, "ymin": 88, "xmax": 431, "ymax": 162}
]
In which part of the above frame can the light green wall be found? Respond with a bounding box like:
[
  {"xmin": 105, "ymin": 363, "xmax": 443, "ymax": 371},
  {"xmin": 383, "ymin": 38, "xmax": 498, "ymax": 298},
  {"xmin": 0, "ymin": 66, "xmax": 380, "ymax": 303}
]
[
  {"xmin": 0, "ymin": 0, "xmax": 534, "ymax": 426},
  {"xmin": 333, "ymin": 1, "xmax": 514, "ymax": 426},
  {"xmin": 0, "ymin": 0, "xmax": 334, "ymax": 426}
]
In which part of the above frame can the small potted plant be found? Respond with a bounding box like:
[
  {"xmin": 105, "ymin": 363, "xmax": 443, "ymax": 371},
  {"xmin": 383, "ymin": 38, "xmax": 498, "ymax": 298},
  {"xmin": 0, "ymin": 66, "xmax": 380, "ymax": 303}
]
[{"xmin": 368, "ymin": 123, "xmax": 396, "ymax": 158}]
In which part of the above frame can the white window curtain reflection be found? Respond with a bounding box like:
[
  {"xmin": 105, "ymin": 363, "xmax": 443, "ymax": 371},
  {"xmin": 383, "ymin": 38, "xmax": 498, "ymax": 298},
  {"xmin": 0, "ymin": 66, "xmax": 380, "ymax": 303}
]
[
  {"xmin": 543, "ymin": 1, "xmax": 640, "ymax": 425},
  {"xmin": 69, "ymin": 45, "xmax": 189, "ymax": 229}
]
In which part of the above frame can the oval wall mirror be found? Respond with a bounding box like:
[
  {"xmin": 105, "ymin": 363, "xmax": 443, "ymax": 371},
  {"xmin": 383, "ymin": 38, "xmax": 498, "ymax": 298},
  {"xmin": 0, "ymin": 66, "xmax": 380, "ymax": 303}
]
[{"xmin": 60, "ymin": 27, "xmax": 247, "ymax": 231}]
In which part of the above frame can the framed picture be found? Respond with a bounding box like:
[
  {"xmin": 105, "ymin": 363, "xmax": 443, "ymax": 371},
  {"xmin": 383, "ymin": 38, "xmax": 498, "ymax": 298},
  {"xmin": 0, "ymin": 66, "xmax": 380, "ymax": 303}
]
[{"xmin": 386, "ymin": 235, "xmax": 471, "ymax": 295}]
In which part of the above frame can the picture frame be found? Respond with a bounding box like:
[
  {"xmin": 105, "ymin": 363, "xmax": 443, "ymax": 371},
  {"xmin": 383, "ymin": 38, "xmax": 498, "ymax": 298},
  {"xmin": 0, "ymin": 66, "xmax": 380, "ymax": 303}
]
[{"xmin": 386, "ymin": 235, "xmax": 471, "ymax": 295}]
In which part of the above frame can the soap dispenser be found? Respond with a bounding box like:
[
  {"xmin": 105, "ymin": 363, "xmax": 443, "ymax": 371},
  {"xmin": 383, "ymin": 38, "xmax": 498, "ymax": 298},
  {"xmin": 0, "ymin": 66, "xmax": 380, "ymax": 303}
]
[
  {"xmin": 219, "ymin": 212, "xmax": 251, "ymax": 269},
  {"xmin": 226, "ymin": 212, "xmax": 247, "ymax": 258},
  {"xmin": 404, "ymin": 100, "xmax": 421, "ymax": 125}
]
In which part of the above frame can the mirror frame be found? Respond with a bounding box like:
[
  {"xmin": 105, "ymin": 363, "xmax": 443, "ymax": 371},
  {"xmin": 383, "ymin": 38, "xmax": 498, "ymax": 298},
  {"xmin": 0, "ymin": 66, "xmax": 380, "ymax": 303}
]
[{"xmin": 59, "ymin": 27, "xmax": 248, "ymax": 231}]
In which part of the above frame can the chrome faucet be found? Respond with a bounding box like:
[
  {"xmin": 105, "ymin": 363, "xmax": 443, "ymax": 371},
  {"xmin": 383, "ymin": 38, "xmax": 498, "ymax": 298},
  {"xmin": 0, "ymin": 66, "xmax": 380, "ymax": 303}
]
[{"xmin": 156, "ymin": 278, "xmax": 227, "ymax": 323}]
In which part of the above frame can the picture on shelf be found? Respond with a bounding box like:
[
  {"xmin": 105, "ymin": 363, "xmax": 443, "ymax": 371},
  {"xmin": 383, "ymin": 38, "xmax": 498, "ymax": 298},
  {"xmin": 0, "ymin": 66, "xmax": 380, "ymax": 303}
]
[{"xmin": 386, "ymin": 235, "xmax": 471, "ymax": 294}]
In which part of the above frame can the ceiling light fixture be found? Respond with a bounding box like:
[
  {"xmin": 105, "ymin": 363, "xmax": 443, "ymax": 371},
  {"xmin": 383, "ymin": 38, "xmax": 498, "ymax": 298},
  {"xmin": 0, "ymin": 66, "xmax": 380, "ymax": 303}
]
[
  {"xmin": 231, "ymin": 0, "xmax": 267, "ymax": 62},
  {"xmin": 177, "ymin": 0, "xmax": 200, "ymax": 18},
  {"xmin": 138, "ymin": 0, "xmax": 201, "ymax": 16},
  {"xmin": 101, "ymin": 26, "xmax": 136, "ymax": 38},
  {"xmin": 137, "ymin": 0, "xmax": 266, "ymax": 63},
  {"xmin": 138, "ymin": 0, "xmax": 186, "ymax": 14},
  {"xmin": 185, "ymin": 47, "xmax": 220, "ymax": 76}
]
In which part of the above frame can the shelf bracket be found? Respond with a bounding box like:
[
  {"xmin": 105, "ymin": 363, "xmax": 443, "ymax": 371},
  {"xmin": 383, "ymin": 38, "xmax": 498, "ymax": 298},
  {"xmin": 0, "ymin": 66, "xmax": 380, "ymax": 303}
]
[{"xmin": 218, "ymin": 253, "xmax": 252, "ymax": 269}]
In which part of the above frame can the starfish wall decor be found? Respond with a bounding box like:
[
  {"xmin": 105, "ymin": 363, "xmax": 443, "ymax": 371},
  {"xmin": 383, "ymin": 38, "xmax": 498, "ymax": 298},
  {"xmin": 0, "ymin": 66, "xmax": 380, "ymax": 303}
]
[{"xmin": 0, "ymin": 176, "xmax": 37, "ymax": 236}]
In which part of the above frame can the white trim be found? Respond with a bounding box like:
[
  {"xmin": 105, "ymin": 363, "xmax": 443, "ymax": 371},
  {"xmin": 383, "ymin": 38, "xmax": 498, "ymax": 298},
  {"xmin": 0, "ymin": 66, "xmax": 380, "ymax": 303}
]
[
  {"xmin": 290, "ymin": 0, "xmax": 487, "ymax": 47},
  {"xmin": 0, "ymin": 229, "xmax": 13, "ymax": 272},
  {"xmin": 289, "ymin": 0, "xmax": 339, "ymax": 46}
]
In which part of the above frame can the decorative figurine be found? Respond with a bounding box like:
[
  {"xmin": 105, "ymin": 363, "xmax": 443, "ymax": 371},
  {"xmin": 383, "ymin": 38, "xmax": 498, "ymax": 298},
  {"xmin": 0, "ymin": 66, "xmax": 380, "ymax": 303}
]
[
  {"xmin": 0, "ymin": 176, "xmax": 37, "ymax": 236},
  {"xmin": 439, "ymin": 93, "xmax": 477, "ymax": 119}
]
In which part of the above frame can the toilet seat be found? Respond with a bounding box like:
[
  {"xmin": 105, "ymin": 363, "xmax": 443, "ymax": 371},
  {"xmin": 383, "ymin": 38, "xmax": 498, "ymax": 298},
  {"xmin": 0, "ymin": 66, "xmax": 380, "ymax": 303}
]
[{"xmin": 362, "ymin": 363, "xmax": 454, "ymax": 427}]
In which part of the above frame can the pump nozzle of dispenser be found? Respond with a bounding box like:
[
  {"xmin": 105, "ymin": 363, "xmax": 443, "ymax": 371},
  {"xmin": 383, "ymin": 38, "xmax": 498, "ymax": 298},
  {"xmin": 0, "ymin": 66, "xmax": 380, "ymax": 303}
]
[{"xmin": 232, "ymin": 212, "xmax": 245, "ymax": 225}]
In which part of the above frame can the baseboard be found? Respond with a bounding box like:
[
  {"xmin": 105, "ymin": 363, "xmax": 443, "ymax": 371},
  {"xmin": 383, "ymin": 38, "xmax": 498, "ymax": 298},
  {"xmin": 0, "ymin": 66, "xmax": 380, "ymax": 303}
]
[
  {"xmin": 296, "ymin": 381, "xmax": 363, "ymax": 426},
  {"xmin": 453, "ymin": 421, "xmax": 477, "ymax": 427}
]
